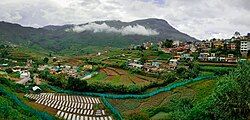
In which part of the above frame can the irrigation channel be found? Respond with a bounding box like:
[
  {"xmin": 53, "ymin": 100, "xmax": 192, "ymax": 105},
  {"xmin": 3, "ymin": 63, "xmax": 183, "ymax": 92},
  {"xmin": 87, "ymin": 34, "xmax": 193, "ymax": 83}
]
[{"xmin": 47, "ymin": 75, "xmax": 216, "ymax": 120}]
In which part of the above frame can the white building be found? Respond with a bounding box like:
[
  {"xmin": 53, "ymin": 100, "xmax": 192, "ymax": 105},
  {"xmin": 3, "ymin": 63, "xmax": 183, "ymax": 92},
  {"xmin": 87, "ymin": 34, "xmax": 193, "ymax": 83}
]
[
  {"xmin": 32, "ymin": 86, "xmax": 41, "ymax": 91},
  {"xmin": 240, "ymin": 40, "xmax": 250, "ymax": 56},
  {"xmin": 128, "ymin": 63, "xmax": 143, "ymax": 69},
  {"xmin": 173, "ymin": 40, "xmax": 180, "ymax": 47},
  {"xmin": 20, "ymin": 71, "xmax": 30, "ymax": 79},
  {"xmin": 169, "ymin": 59, "xmax": 178, "ymax": 65}
]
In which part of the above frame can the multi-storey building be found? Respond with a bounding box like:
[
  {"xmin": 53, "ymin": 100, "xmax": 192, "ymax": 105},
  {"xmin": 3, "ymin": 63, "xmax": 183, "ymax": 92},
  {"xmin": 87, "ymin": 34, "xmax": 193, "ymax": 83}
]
[
  {"xmin": 212, "ymin": 39, "xmax": 224, "ymax": 48},
  {"xmin": 240, "ymin": 40, "xmax": 250, "ymax": 56}
]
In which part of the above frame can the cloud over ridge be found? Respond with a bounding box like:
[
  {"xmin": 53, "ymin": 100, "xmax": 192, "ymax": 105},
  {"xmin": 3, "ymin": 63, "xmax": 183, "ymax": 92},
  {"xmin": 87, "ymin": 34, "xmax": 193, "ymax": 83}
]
[
  {"xmin": 66, "ymin": 22, "xmax": 159, "ymax": 36},
  {"xmin": 1, "ymin": 0, "xmax": 249, "ymax": 39}
]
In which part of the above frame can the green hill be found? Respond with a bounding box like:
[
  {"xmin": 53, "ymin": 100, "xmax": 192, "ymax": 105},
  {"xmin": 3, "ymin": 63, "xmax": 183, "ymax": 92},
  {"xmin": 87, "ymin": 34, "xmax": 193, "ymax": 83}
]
[{"xmin": 0, "ymin": 18, "xmax": 197, "ymax": 53}]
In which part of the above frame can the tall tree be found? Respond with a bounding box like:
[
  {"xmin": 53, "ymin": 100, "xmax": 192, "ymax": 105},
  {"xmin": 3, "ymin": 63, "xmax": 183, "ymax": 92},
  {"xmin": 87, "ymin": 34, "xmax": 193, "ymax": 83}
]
[
  {"xmin": 67, "ymin": 77, "xmax": 88, "ymax": 91},
  {"xmin": 43, "ymin": 57, "xmax": 49, "ymax": 64}
]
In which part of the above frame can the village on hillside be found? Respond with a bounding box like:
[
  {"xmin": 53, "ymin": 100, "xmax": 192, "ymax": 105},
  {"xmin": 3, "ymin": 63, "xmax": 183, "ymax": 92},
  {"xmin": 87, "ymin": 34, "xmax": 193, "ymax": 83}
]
[
  {"xmin": 0, "ymin": 32, "xmax": 249, "ymax": 120},
  {"xmin": 1, "ymin": 32, "xmax": 250, "ymax": 86}
]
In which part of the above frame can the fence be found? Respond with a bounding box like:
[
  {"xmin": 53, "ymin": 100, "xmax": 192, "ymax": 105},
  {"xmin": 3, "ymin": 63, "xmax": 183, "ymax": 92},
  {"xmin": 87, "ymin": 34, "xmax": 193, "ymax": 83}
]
[{"xmin": 101, "ymin": 97, "xmax": 123, "ymax": 120}]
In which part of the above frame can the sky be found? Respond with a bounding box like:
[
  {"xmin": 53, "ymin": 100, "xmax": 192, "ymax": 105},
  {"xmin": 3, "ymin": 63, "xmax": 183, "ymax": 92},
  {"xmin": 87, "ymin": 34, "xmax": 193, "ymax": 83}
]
[{"xmin": 0, "ymin": 0, "xmax": 249, "ymax": 40}]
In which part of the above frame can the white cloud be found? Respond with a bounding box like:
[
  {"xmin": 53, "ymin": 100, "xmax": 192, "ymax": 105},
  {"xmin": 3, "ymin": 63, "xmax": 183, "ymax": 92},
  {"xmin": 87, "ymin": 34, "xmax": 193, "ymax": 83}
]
[
  {"xmin": 0, "ymin": 0, "xmax": 249, "ymax": 40},
  {"xmin": 67, "ymin": 22, "xmax": 159, "ymax": 36}
]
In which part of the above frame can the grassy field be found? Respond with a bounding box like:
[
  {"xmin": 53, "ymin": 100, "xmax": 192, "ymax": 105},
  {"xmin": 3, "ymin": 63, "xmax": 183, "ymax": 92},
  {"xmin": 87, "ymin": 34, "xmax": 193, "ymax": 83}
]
[{"xmin": 108, "ymin": 78, "xmax": 217, "ymax": 119}]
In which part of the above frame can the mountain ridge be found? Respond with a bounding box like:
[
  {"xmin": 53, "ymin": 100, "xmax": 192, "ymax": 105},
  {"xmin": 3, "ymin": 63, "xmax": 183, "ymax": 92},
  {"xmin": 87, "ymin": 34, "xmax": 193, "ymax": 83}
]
[
  {"xmin": 43, "ymin": 18, "xmax": 197, "ymax": 41},
  {"xmin": 0, "ymin": 18, "xmax": 197, "ymax": 52}
]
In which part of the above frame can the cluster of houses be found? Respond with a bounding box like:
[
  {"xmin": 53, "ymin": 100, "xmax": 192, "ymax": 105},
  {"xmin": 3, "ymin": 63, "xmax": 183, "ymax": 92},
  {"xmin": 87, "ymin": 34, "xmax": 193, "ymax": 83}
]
[
  {"xmin": 128, "ymin": 59, "xmax": 178, "ymax": 73},
  {"xmin": 1, "ymin": 57, "xmax": 97, "ymax": 84},
  {"xmin": 160, "ymin": 41, "xmax": 197, "ymax": 54},
  {"xmin": 127, "ymin": 33, "xmax": 250, "ymax": 72},
  {"xmin": 196, "ymin": 33, "xmax": 250, "ymax": 57},
  {"xmin": 38, "ymin": 64, "xmax": 95, "ymax": 80},
  {"xmin": 0, "ymin": 58, "xmax": 33, "ymax": 85},
  {"xmin": 134, "ymin": 33, "xmax": 250, "ymax": 58},
  {"xmin": 38, "ymin": 65, "xmax": 79, "ymax": 77},
  {"xmin": 198, "ymin": 53, "xmax": 238, "ymax": 63}
]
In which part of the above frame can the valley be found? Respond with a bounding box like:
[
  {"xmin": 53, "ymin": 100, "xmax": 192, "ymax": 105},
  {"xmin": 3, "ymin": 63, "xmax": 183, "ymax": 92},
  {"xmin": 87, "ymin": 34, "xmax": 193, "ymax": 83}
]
[{"xmin": 0, "ymin": 8, "xmax": 249, "ymax": 119}]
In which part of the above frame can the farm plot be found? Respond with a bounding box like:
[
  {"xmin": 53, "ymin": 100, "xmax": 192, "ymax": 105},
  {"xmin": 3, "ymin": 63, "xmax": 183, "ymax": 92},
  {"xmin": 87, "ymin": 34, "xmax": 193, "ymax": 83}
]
[{"xmin": 25, "ymin": 93, "xmax": 113, "ymax": 120}]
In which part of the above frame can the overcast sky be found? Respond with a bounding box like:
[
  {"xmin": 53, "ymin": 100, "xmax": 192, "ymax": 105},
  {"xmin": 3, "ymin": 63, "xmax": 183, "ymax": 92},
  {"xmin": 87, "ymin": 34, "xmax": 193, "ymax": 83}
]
[{"xmin": 0, "ymin": 0, "xmax": 249, "ymax": 40}]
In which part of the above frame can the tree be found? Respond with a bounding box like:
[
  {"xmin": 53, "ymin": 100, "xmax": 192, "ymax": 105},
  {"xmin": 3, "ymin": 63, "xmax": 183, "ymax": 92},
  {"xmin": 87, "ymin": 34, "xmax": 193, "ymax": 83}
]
[
  {"xmin": 0, "ymin": 50, "xmax": 9, "ymax": 58},
  {"xmin": 43, "ymin": 57, "xmax": 49, "ymax": 64},
  {"xmin": 161, "ymin": 72, "xmax": 176, "ymax": 84},
  {"xmin": 52, "ymin": 58, "xmax": 57, "ymax": 62},
  {"xmin": 234, "ymin": 31, "xmax": 241, "ymax": 38},
  {"xmin": 176, "ymin": 67, "xmax": 187, "ymax": 75},
  {"xmin": 162, "ymin": 39, "xmax": 173, "ymax": 48},
  {"xmin": 5, "ymin": 68, "xmax": 13, "ymax": 74},
  {"xmin": 67, "ymin": 77, "xmax": 88, "ymax": 91}
]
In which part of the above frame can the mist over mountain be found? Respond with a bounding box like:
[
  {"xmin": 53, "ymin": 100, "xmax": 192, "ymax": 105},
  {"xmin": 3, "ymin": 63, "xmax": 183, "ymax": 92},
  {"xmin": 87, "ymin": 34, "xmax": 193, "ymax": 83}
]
[{"xmin": 0, "ymin": 18, "xmax": 197, "ymax": 52}]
